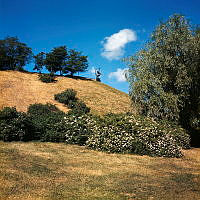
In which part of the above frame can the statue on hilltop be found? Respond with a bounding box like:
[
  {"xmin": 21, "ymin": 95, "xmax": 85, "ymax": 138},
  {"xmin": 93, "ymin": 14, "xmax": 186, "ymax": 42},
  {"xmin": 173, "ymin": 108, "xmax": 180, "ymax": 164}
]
[{"xmin": 95, "ymin": 68, "xmax": 101, "ymax": 82}]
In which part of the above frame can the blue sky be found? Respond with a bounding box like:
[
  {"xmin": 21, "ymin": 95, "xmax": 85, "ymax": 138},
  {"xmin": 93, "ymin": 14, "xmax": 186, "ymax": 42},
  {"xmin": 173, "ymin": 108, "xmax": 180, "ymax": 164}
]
[{"xmin": 1, "ymin": 0, "xmax": 200, "ymax": 93}]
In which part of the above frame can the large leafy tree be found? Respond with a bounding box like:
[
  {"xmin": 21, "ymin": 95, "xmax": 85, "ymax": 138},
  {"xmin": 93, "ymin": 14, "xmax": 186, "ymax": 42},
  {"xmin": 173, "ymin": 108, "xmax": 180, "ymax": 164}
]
[
  {"xmin": 33, "ymin": 52, "xmax": 45, "ymax": 73},
  {"xmin": 63, "ymin": 49, "xmax": 88, "ymax": 76},
  {"xmin": 0, "ymin": 36, "xmax": 32, "ymax": 71},
  {"xmin": 45, "ymin": 46, "xmax": 68, "ymax": 75},
  {"xmin": 126, "ymin": 14, "xmax": 200, "ymax": 141}
]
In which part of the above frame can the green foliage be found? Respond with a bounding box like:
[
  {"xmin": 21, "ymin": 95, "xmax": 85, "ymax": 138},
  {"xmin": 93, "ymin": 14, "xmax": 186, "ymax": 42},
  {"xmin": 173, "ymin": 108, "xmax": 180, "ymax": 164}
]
[
  {"xmin": 27, "ymin": 103, "xmax": 65, "ymax": 141},
  {"xmin": 28, "ymin": 104, "xmax": 91, "ymax": 144},
  {"xmin": 63, "ymin": 49, "xmax": 88, "ymax": 76},
  {"xmin": 126, "ymin": 14, "xmax": 200, "ymax": 141},
  {"xmin": 54, "ymin": 89, "xmax": 77, "ymax": 105},
  {"xmin": 45, "ymin": 46, "xmax": 68, "ymax": 75},
  {"xmin": 27, "ymin": 103, "xmax": 62, "ymax": 116},
  {"xmin": 54, "ymin": 89, "xmax": 90, "ymax": 114},
  {"xmin": 0, "ymin": 36, "xmax": 32, "ymax": 71},
  {"xmin": 39, "ymin": 73, "xmax": 55, "ymax": 83},
  {"xmin": 0, "ymin": 104, "xmax": 190, "ymax": 157},
  {"xmin": 68, "ymin": 100, "xmax": 90, "ymax": 115},
  {"xmin": 62, "ymin": 114, "xmax": 93, "ymax": 145},
  {"xmin": 86, "ymin": 113, "xmax": 190, "ymax": 157},
  {"xmin": 33, "ymin": 52, "xmax": 45, "ymax": 73},
  {"xmin": 0, "ymin": 107, "xmax": 34, "ymax": 141}
]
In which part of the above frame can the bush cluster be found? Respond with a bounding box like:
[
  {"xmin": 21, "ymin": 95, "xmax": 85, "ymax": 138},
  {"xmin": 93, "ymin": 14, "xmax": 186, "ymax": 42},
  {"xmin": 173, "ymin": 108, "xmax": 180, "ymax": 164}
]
[
  {"xmin": 0, "ymin": 105, "xmax": 191, "ymax": 158},
  {"xmin": 0, "ymin": 107, "xmax": 34, "ymax": 141},
  {"xmin": 54, "ymin": 89, "xmax": 77, "ymax": 105},
  {"xmin": 54, "ymin": 89, "xmax": 90, "ymax": 114},
  {"xmin": 39, "ymin": 73, "xmax": 55, "ymax": 83},
  {"xmin": 86, "ymin": 113, "xmax": 190, "ymax": 158}
]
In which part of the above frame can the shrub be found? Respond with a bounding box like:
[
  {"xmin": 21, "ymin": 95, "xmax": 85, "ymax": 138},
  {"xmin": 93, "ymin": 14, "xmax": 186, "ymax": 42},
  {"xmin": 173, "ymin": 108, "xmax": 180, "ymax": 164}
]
[
  {"xmin": 27, "ymin": 103, "xmax": 91, "ymax": 144},
  {"xmin": 27, "ymin": 103, "xmax": 62, "ymax": 116},
  {"xmin": 86, "ymin": 113, "xmax": 190, "ymax": 157},
  {"xmin": 63, "ymin": 114, "xmax": 94, "ymax": 145},
  {"xmin": 54, "ymin": 89, "xmax": 77, "ymax": 105},
  {"xmin": 68, "ymin": 100, "xmax": 90, "ymax": 115},
  {"xmin": 39, "ymin": 73, "xmax": 55, "ymax": 83},
  {"xmin": 28, "ymin": 104, "xmax": 65, "ymax": 141},
  {"xmin": 0, "ymin": 107, "xmax": 34, "ymax": 141},
  {"xmin": 54, "ymin": 89, "xmax": 90, "ymax": 114}
]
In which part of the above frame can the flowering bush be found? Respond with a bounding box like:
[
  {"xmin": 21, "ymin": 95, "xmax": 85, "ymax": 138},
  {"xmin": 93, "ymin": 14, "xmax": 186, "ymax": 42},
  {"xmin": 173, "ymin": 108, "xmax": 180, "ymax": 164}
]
[
  {"xmin": 86, "ymin": 113, "xmax": 190, "ymax": 157},
  {"xmin": 0, "ymin": 105, "xmax": 190, "ymax": 158}
]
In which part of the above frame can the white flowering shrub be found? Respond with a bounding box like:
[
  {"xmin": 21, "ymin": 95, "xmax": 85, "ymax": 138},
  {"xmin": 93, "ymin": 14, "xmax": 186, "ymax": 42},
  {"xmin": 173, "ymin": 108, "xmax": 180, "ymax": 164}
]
[
  {"xmin": 63, "ymin": 114, "xmax": 95, "ymax": 145},
  {"xmin": 0, "ymin": 104, "xmax": 190, "ymax": 158},
  {"xmin": 86, "ymin": 113, "xmax": 190, "ymax": 157}
]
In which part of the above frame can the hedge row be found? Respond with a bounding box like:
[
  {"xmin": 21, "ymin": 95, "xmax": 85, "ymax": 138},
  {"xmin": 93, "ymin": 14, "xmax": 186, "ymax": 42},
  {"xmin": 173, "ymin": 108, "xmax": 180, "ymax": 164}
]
[{"xmin": 0, "ymin": 104, "xmax": 190, "ymax": 157}]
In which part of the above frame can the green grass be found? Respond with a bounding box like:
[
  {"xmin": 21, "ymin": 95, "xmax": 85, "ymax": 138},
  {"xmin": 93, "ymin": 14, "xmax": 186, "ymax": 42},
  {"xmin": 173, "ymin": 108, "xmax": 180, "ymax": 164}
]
[{"xmin": 0, "ymin": 142, "xmax": 200, "ymax": 200}]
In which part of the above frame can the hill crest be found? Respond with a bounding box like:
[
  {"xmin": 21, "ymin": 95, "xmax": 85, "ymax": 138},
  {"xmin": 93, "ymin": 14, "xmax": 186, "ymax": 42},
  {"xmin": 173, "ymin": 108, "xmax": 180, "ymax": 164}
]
[{"xmin": 0, "ymin": 71, "xmax": 133, "ymax": 115}]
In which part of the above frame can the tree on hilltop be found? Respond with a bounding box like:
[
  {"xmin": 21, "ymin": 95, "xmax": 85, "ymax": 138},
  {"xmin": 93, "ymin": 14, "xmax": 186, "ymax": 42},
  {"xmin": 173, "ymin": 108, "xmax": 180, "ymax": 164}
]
[
  {"xmin": 33, "ymin": 52, "xmax": 45, "ymax": 73},
  {"xmin": 45, "ymin": 46, "xmax": 68, "ymax": 75},
  {"xmin": 63, "ymin": 49, "xmax": 88, "ymax": 76},
  {"xmin": 0, "ymin": 36, "xmax": 32, "ymax": 71}
]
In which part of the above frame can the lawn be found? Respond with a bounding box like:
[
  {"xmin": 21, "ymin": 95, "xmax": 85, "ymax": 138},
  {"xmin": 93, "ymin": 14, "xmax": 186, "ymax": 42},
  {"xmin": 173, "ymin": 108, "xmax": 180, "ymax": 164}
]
[{"xmin": 0, "ymin": 142, "xmax": 200, "ymax": 200}]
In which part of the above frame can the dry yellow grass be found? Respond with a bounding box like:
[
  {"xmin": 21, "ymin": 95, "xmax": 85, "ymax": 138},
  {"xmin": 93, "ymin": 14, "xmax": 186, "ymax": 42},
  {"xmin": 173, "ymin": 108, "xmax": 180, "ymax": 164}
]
[
  {"xmin": 0, "ymin": 70, "xmax": 133, "ymax": 115},
  {"xmin": 0, "ymin": 142, "xmax": 199, "ymax": 200}
]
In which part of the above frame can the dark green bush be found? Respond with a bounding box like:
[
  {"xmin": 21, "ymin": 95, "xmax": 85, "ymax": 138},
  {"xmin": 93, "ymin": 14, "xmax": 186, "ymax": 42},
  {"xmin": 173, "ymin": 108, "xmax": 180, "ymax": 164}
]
[
  {"xmin": 28, "ymin": 103, "xmax": 62, "ymax": 116},
  {"xmin": 39, "ymin": 73, "xmax": 55, "ymax": 83},
  {"xmin": 28, "ymin": 104, "xmax": 65, "ymax": 141},
  {"xmin": 0, "ymin": 107, "xmax": 34, "ymax": 141},
  {"xmin": 54, "ymin": 89, "xmax": 77, "ymax": 105},
  {"xmin": 68, "ymin": 100, "xmax": 90, "ymax": 115},
  {"xmin": 54, "ymin": 89, "xmax": 90, "ymax": 114}
]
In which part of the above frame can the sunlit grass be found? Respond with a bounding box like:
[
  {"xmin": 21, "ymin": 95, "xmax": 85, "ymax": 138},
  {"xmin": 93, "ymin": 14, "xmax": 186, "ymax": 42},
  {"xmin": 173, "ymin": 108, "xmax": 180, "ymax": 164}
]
[
  {"xmin": 0, "ymin": 142, "xmax": 200, "ymax": 200},
  {"xmin": 0, "ymin": 71, "xmax": 134, "ymax": 115}
]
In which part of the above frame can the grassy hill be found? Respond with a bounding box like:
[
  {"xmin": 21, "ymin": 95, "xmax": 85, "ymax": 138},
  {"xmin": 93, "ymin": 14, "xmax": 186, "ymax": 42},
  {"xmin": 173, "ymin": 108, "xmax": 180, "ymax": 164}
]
[
  {"xmin": 0, "ymin": 142, "xmax": 200, "ymax": 200},
  {"xmin": 0, "ymin": 70, "xmax": 200, "ymax": 199},
  {"xmin": 0, "ymin": 71, "xmax": 133, "ymax": 115}
]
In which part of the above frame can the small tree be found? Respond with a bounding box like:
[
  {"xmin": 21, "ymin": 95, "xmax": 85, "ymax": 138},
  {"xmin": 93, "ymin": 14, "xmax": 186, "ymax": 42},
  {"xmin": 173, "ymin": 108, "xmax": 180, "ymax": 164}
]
[
  {"xmin": 126, "ymin": 14, "xmax": 200, "ymax": 142},
  {"xmin": 0, "ymin": 36, "xmax": 32, "ymax": 71},
  {"xmin": 45, "ymin": 46, "xmax": 68, "ymax": 75},
  {"xmin": 33, "ymin": 52, "xmax": 45, "ymax": 73},
  {"xmin": 63, "ymin": 49, "xmax": 88, "ymax": 76}
]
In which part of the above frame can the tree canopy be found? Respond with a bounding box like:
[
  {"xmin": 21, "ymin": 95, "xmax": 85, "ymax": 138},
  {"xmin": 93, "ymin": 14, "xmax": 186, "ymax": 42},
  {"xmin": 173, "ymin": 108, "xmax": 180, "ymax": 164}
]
[
  {"xmin": 33, "ymin": 52, "xmax": 46, "ymax": 73},
  {"xmin": 45, "ymin": 46, "xmax": 68, "ymax": 75},
  {"xmin": 126, "ymin": 14, "xmax": 200, "ymax": 140},
  {"xmin": 63, "ymin": 49, "xmax": 88, "ymax": 76},
  {"xmin": 0, "ymin": 36, "xmax": 32, "ymax": 71},
  {"xmin": 34, "ymin": 47, "xmax": 88, "ymax": 76}
]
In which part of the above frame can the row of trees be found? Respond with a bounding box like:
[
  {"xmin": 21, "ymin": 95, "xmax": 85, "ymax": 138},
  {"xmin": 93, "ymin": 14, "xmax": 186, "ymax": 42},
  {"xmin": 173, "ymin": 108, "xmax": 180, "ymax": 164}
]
[
  {"xmin": 0, "ymin": 37, "xmax": 88, "ymax": 76},
  {"xmin": 126, "ymin": 14, "xmax": 200, "ymax": 145}
]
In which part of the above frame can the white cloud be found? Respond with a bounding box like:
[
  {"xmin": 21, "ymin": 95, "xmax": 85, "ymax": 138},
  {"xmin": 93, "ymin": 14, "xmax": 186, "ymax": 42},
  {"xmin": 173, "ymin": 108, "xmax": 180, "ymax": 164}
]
[
  {"xmin": 108, "ymin": 68, "xmax": 129, "ymax": 82},
  {"xmin": 101, "ymin": 29, "xmax": 137, "ymax": 60},
  {"xmin": 90, "ymin": 67, "xmax": 96, "ymax": 74}
]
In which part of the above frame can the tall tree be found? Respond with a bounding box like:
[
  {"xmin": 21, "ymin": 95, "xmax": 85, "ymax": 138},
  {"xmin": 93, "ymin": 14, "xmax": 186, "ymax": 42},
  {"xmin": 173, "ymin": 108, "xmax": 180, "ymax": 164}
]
[
  {"xmin": 33, "ymin": 52, "xmax": 45, "ymax": 73},
  {"xmin": 0, "ymin": 36, "xmax": 32, "ymax": 71},
  {"xmin": 126, "ymin": 14, "xmax": 200, "ymax": 140},
  {"xmin": 63, "ymin": 49, "xmax": 88, "ymax": 76},
  {"xmin": 45, "ymin": 46, "xmax": 68, "ymax": 75}
]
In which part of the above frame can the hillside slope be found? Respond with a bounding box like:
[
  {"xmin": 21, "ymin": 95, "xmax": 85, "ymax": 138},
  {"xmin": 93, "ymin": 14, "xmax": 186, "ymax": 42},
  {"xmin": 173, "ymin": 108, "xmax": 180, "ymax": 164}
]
[{"xmin": 0, "ymin": 71, "xmax": 133, "ymax": 115}]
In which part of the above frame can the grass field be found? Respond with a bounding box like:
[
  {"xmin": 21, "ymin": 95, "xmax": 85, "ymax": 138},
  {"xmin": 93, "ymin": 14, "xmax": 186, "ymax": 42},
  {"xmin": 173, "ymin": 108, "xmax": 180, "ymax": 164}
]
[
  {"xmin": 0, "ymin": 71, "xmax": 133, "ymax": 115},
  {"xmin": 0, "ymin": 142, "xmax": 200, "ymax": 200}
]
